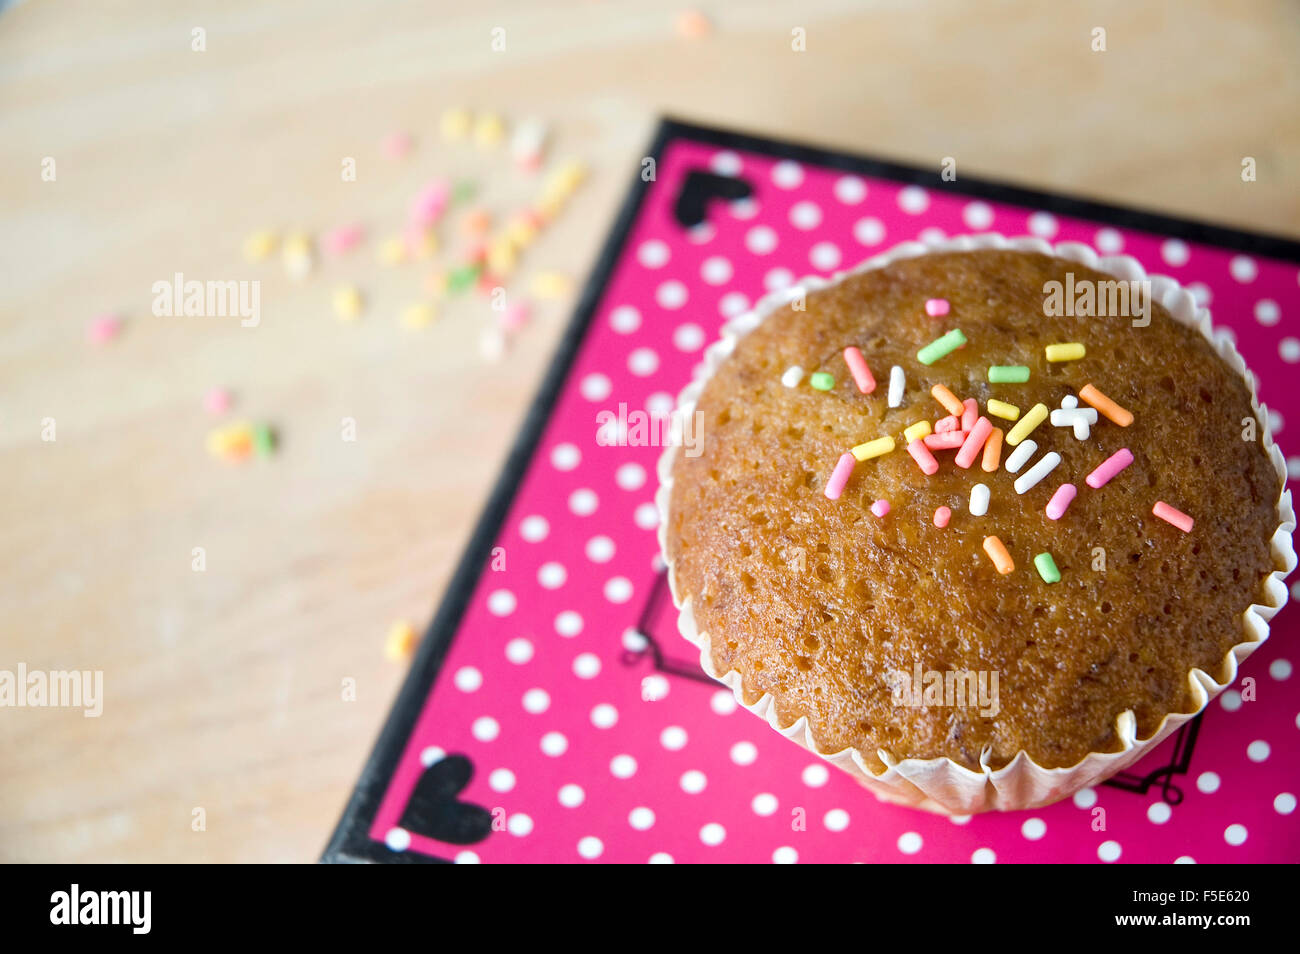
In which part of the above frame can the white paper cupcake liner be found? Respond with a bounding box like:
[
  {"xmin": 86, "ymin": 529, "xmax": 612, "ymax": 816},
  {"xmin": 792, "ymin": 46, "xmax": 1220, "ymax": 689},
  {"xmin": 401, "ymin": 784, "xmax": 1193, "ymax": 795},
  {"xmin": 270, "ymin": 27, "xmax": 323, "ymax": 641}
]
[{"xmin": 655, "ymin": 233, "xmax": 1296, "ymax": 814}]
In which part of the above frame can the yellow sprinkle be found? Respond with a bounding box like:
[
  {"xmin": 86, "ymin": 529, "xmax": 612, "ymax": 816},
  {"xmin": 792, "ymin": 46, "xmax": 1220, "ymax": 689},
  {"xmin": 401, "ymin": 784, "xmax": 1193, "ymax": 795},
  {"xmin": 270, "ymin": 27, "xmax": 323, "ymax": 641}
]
[
  {"xmin": 531, "ymin": 270, "xmax": 573, "ymax": 300},
  {"xmin": 851, "ymin": 436, "xmax": 896, "ymax": 462},
  {"xmin": 385, "ymin": 620, "xmax": 418, "ymax": 661},
  {"xmin": 377, "ymin": 236, "xmax": 408, "ymax": 266},
  {"xmin": 904, "ymin": 421, "xmax": 933, "ymax": 443},
  {"xmin": 507, "ymin": 214, "xmax": 540, "ymax": 247},
  {"xmin": 486, "ymin": 238, "xmax": 517, "ymax": 276},
  {"xmin": 439, "ymin": 107, "xmax": 471, "ymax": 141},
  {"xmin": 545, "ymin": 159, "xmax": 587, "ymax": 197},
  {"xmin": 242, "ymin": 230, "xmax": 278, "ymax": 263},
  {"xmin": 406, "ymin": 228, "xmax": 439, "ymax": 261},
  {"xmin": 332, "ymin": 285, "xmax": 363, "ymax": 321},
  {"xmin": 400, "ymin": 302, "xmax": 436, "ymax": 330},
  {"xmin": 281, "ymin": 232, "xmax": 314, "ymax": 280},
  {"xmin": 206, "ymin": 421, "xmax": 253, "ymax": 461},
  {"xmin": 987, "ymin": 399, "xmax": 1020, "ymax": 421},
  {"xmin": 1006, "ymin": 402, "xmax": 1049, "ymax": 445},
  {"xmin": 473, "ymin": 112, "xmax": 506, "ymax": 148},
  {"xmin": 1046, "ymin": 342, "xmax": 1086, "ymax": 362}
]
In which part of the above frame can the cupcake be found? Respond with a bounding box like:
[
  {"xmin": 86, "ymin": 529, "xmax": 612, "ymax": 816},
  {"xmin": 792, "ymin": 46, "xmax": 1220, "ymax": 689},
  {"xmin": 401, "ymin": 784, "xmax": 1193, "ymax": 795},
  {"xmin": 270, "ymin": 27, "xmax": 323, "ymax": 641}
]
[{"xmin": 657, "ymin": 235, "xmax": 1294, "ymax": 814}]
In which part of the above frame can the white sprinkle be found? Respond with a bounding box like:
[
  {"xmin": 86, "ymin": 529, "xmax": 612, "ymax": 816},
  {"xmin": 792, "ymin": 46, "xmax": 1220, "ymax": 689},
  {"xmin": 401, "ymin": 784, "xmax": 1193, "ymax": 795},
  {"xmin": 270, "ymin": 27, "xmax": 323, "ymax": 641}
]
[
  {"xmin": 888, "ymin": 365, "xmax": 905, "ymax": 408},
  {"xmin": 781, "ymin": 365, "xmax": 804, "ymax": 388},
  {"xmin": 970, "ymin": 483, "xmax": 990, "ymax": 516},
  {"xmin": 1014, "ymin": 451, "xmax": 1062, "ymax": 494},
  {"xmin": 1051, "ymin": 404, "xmax": 1097, "ymax": 441},
  {"xmin": 1005, "ymin": 439, "xmax": 1038, "ymax": 474}
]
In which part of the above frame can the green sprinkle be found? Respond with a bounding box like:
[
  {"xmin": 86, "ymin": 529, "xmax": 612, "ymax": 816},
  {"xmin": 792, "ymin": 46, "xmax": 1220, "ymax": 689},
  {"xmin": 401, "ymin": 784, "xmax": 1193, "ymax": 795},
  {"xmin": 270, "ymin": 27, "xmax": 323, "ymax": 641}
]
[
  {"xmin": 988, "ymin": 365, "xmax": 1031, "ymax": 383},
  {"xmin": 1034, "ymin": 552, "xmax": 1060, "ymax": 584},
  {"xmin": 452, "ymin": 180, "xmax": 477, "ymax": 204},
  {"xmin": 252, "ymin": 423, "xmax": 276, "ymax": 458},
  {"xmin": 809, "ymin": 372, "xmax": 835, "ymax": 391},
  {"xmin": 916, "ymin": 328, "xmax": 967, "ymax": 366},
  {"xmin": 448, "ymin": 263, "xmax": 481, "ymax": 294}
]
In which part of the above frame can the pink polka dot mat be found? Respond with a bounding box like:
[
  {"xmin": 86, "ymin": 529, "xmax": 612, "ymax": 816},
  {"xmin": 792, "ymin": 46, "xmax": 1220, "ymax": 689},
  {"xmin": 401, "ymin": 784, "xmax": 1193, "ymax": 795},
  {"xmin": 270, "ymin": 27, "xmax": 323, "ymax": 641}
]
[{"xmin": 327, "ymin": 121, "xmax": 1300, "ymax": 864}]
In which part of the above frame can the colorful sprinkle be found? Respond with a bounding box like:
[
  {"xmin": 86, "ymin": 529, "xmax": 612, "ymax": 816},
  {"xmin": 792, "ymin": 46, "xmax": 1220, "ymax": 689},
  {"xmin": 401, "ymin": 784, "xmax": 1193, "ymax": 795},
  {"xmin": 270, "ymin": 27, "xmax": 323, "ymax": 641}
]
[
  {"xmin": 530, "ymin": 270, "xmax": 573, "ymax": 299},
  {"xmin": 904, "ymin": 421, "xmax": 933, "ymax": 443},
  {"xmin": 1046, "ymin": 342, "xmax": 1086, "ymax": 362},
  {"xmin": 281, "ymin": 233, "xmax": 314, "ymax": 280},
  {"xmin": 931, "ymin": 384, "xmax": 965, "ymax": 416},
  {"xmin": 439, "ymin": 108, "xmax": 472, "ymax": 141},
  {"xmin": 385, "ymin": 620, "xmax": 418, "ymax": 661},
  {"xmin": 1079, "ymin": 384, "xmax": 1134, "ymax": 427},
  {"xmin": 871, "ymin": 499, "xmax": 891, "ymax": 518},
  {"xmin": 988, "ymin": 365, "xmax": 1030, "ymax": 384},
  {"xmin": 987, "ymin": 399, "xmax": 1020, "ymax": 421},
  {"xmin": 1153, "ymin": 501, "xmax": 1194, "ymax": 532},
  {"xmin": 970, "ymin": 483, "xmax": 990, "ymax": 516},
  {"xmin": 888, "ymin": 366, "xmax": 905, "ymax": 408},
  {"xmin": 781, "ymin": 366, "xmax": 804, "ymax": 388},
  {"xmin": 809, "ymin": 372, "xmax": 835, "ymax": 391},
  {"xmin": 1045, "ymin": 483, "xmax": 1078, "ymax": 521},
  {"xmin": 381, "ymin": 131, "xmax": 413, "ymax": 159},
  {"xmin": 1014, "ymin": 451, "xmax": 1062, "ymax": 495},
  {"xmin": 332, "ymin": 285, "xmax": 364, "ymax": 321},
  {"xmin": 983, "ymin": 536, "xmax": 1015, "ymax": 575},
  {"xmin": 321, "ymin": 224, "xmax": 365, "ymax": 256},
  {"xmin": 933, "ymin": 506, "xmax": 952, "ymax": 528},
  {"xmin": 824, "ymin": 452, "xmax": 856, "ymax": 500},
  {"xmin": 1086, "ymin": 447, "xmax": 1134, "ymax": 489},
  {"xmin": 400, "ymin": 302, "xmax": 436, "ymax": 330},
  {"xmin": 473, "ymin": 112, "xmax": 507, "ymax": 149},
  {"xmin": 251, "ymin": 422, "xmax": 276, "ymax": 458},
  {"xmin": 409, "ymin": 180, "xmax": 450, "ymax": 227},
  {"xmin": 1034, "ymin": 552, "xmax": 1061, "ymax": 584},
  {"xmin": 955, "ymin": 416, "xmax": 993, "ymax": 469},
  {"xmin": 924, "ymin": 431, "xmax": 966, "ymax": 450},
  {"xmin": 1051, "ymin": 395, "xmax": 1098, "ymax": 440},
  {"xmin": 1006, "ymin": 402, "xmax": 1049, "ymax": 446},
  {"xmin": 203, "ymin": 387, "xmax": 232, "ymax": 415},
  {"xmin": 917, "ymin": 329, "xmax": 967, "ymax": 366},
  {"xmin": 851, "ymin": 436, "xmax": 896, "ymax": 462},
  {"xmin": 377, "ymin": 236, "xmax": 408, "ymax": 266},
  {"xmin": 907, "ymin": 439, "xmax": 939, "ymax": 475},
  {"xmin": 961, "ymin": 399, "xmax": 978, "ymax": 432},
  {"xmin": 87, "ymin": 312, "xmax": 123, "ymax": 345},
  {"xmin": 1004, "ymin": 439, "xmax": 1038, "ymax": 474},
  {"xmin": 925, "ymin": 298, "xmax": 950, "ymax": 317},
  {"xmin": 843, "ymin": 347, "xmax": 877, "ymax": 394},
  {"xmin": 934, "ymin": 415, "xmax": 960, "ymax": 434},
  {"xmin": 675, "ymin": 8, "xmax": 713, "ymax": 38},
  {"xmin": 242, "ymin": 230, "xmax": 277, "ymax": 263},
  {"xmin": 981, "ymin": 428, "xmax": 1003, "ymax": 473},
  {"xmin": 206, "ymin": 421, "xmax": 253, "ymax": 462}
]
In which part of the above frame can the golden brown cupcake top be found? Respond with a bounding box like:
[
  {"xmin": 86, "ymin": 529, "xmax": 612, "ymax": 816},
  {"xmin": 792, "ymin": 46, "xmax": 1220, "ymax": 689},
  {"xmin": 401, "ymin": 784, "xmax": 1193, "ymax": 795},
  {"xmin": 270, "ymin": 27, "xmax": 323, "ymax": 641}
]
[{"xmin": 664, "ymin": 249, "xmax": 1282, "ymax": 771}]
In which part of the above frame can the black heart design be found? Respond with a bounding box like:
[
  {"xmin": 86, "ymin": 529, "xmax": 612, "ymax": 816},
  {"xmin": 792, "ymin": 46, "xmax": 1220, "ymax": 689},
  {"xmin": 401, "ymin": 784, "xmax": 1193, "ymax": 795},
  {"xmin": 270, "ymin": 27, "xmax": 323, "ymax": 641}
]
[
  {"xmin": 673, "ymin": 169, "xmax": 754, "ymax": 228},
  {"xmin": 398, "ymin": 754, "xmax": 493, "ymax": 845}
]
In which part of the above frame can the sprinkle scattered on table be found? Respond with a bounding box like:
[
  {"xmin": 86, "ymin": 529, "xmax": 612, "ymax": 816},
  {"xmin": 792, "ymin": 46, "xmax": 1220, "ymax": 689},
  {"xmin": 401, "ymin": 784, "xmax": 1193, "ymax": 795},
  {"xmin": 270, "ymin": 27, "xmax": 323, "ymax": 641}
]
[
  {"xmin": 87, "ymin": 313, "xmax": 123, "ymax": 345},
  {"xmin": 385, "ymin": 620, "xmax": 418, "ymax": 661}
]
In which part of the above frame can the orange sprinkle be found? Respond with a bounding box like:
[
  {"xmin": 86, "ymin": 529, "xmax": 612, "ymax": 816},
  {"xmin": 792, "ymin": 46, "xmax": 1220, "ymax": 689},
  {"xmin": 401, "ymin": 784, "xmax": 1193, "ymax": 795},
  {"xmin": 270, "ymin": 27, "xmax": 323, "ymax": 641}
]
[
  {"xmin": 931, "ymin": 384, "xmax": 964, "ymax": 417},
  {"xmin": 1079, "ymin": 384, "xmax": 1134, "ymax": 427},
  {"xmin": 983, "ymin": 536, "xmax": 1015, "ymax": 575},
  {"xmin": 981, "ymin": 427, "xmax": 1003, "ymax": 472}
]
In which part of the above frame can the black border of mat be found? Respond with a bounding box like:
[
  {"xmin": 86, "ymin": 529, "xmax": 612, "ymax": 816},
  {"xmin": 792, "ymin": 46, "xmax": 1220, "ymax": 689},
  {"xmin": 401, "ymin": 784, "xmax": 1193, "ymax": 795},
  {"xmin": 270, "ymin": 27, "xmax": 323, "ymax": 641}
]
[{"xmin": 321, "ymin": 117, "xmax": 1300, "ymax": 864}]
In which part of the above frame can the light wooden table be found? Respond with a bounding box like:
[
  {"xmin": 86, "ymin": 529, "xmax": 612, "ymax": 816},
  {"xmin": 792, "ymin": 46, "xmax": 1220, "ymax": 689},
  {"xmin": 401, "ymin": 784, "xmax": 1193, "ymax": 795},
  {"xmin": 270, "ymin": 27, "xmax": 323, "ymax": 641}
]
[{"xmin": 1, "ymin": 0, "xmax": 1296, "ymax": 862}]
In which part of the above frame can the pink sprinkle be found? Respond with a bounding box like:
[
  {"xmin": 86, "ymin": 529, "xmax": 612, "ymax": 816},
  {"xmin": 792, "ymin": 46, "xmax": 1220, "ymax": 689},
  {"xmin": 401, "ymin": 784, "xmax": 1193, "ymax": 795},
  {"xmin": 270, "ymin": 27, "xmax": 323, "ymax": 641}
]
[
  {"xmin": 907, "ymin": 439, "xmax": 939, "ymax": 475},
  {"xmin": 843, "ymin": 346, "xmax": 876, "ymax": 394},
  {"xmin": 1085, "ymin": 447, "xmax": 1134, "ymax": 489},
  {"xmin": 955, "ymin": 416, "xmax": 992, "ymax": 469},
  {"xmin": 1153, "ymin": 501, "xmax": 1194, "ymax": 533},
  {"xmin": 924, "ymin": 431, "xmax": 965, "ymax": 450},
  {"xmin": 203, "ymin": 387, "xmax": 232, "ymax": 415},
  {"xmin": 934, "ymin": 415, "xmax": 960, "ymax": 434},
  {"xmin": 824, "ymin": 452, "xmax": 856, "ymax": 500},
  {"xmin": 1045, "ymin": 483, "xmax": 1078, "ymax": 520},
  {"xmin": 87, "ymin": 313, "xmax": 122, "ymax": 345},
  {"xmin": 381, "ymin": 132, "xmax": 413, "ymax": 159},
  {"xmin": 321, "ymin": 224, "xmax": 365, "ymax": 256},
  {"xmin": 501, "ymin": 301, "xmax": 532, "ymax": 331},
  {"xmin": 961, "ymin": 398, "xmax": 978, "ymax": 432},
  {"xmin": 933, "ymin": 506, "xmax": 951, "ymax": 528},
  {"xmin": 409, "ymin": 179, "xmax": 450, "ymax": 226},
  {"xmin": 925, "ymin": 298, "xmax": 950, "ymax": 317},
  {"xmin": 871, "ymin": 499, "xmax": 891, "ymax": 518}
]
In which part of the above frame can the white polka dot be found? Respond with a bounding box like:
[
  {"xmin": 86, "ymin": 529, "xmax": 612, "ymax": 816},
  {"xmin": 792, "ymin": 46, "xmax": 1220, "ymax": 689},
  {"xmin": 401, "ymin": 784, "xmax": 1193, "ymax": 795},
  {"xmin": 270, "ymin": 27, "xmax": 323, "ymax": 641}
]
[
  {"xmin": 558, "ymin": 783, "xmax": 584, "ymax": 807},
  {"xmin": 604, "ymin": 576, "xmax": 633, "ymax": 603},
  {"xmin": 1028, "ymin": 211, "xmax": 1059, "ymax": 238},
  {"xmin": 573, "ymin": 653, "xmax": 601, "ymax": 679},
  {"xmin": 897, "ymin": 832, "xmax": 923, "ymax": 854},
  {"xmin": 1197, "ymin": 771, "xmax": 1221, "ymax": 794},
  {"xmin": 472, "ymin": 716, "xmax": 500, "ymax": 741},
  {"xmin": 616, "ymin": 463, "xmax": 647, "ymax": 490},
  {"xmin": 537, "ymin": 561, "xmax": 567, "ymax": 589},
  {"xmin": 771, "ymin": 160, "xmax": 803, "ymax": 189},
  {"xmin": 1095, "ymin": 227, "xmax": 1124, "ymax": 253},
  {"xmin": 1280, "ymin": 338, "xmax": 1300, "ymax": 363},
  {"xmin": 622, "ymin": 627, "xmax": 647, "ymax": 653},
  {"xmin": 505, "ymin": 812, "xmax": 533, "ymax": 837},
  {"xmin": 577, "ymin": 836, "xmax": 604, "ymax": 859},
  {"xmin": 1220, "ymin": 689, "xmax": 1243, "ymax": 712},
  {"xmin": 610, "ymin": 305, "xmax": 641, "ymax": 334},
  {"xmin": 824, "ymin": 808, "xmax": 850, "ymax": 832},
  {"xmin": 772, "ymin": 846, "xmax": 798, "ymax": 864},
  {"xmin": 701, "ymin": 256, "xmax": 733, "ymax": 285},
  {"xmin": 488, "ymin": 767, "xmax": 515, "ymax": 792},
  {"xmin": 810, "ymin": 242, "xmax": 841, "ymax": 271},
  {"xmin": 918, "ymin": 226, "xmax": 946, "ymax": 244},
  {"xmin": 1230, "ymin": 254, "xmax": 1258, "ymax": 283},
  {"xmin": 540, "ymin": 731, "xmax": 568, "ymax": 756},
  {"xmin": 487, "ymin": 589, "xmax": 516, "ymax": 616},
  {"xmin": 719, "ymin": 292, "xmax": 750, "ymax": 317},
  {"xmin": 1274, "ymin": 792, "xmax": 1296, "ymax": 815},
  {"xmin": 580, "ymin": 372, "xmax": 612, "ymax": 402},
  {"xmin": 1073, "ymin": 788, "xmax": 1098, "ymax": 809},
  {"xmin": 634, "ymin": 502, "xmax": 659, "ymax": 530},
  {"xmin": 802, "ymin": 763, "xmax": 829, "ymax": 787},
  {"xmin": 1271, "ymin": 658, "xmax": 1292, "ymax": 680},
  {"xmin": 764, "ymin": 267, "xmax": 794, "ymax": 291},
  {"xmin": 680, "ymin": 769, "xmax": 706, "ymax": 793},
  {"xmin": 640, "ymin": 673, "xmax": 669, "ymax": 701},
  {"xmin": 628, "ymin": 347, "xmax": 659, "ymax": 376},
  {"xmin": 963, "ymin": 201, "xmax": 994, "ymax": 230},
  {"xmin": 1161, "ymin": 239, "xmax": 1189, "ymax": 266},
  {"xmin": 590, "ymin": 703, "xmax": 618, "ymax": 729},
  {"xmin": 1289, "ymin": 459, "xmax": 1300, "ymax": 481},
  {"xmin": 648, "ymin": 852, "xmax": 674, "ymax": 864},
  {"xmin": 554, "ymin": 611, "xmax": 583, "ymax": 637},
  {"xmin": 1224, "ymin": 823, "xmax": 1248, "ymax": 846},
  {"xmin": 1174, "ymin": 856, "xmax": 1196, "ymax": 865},
  {"xmin": 949, "ymin": 815, "xmax": 971, "ymax": 826},
  {"xmin": 752, "ymin": 792, "xmax": 778, "ymax": 815},
  {"xmin": 628, "ymin": 806, "xmax": 655, "ymax": 830},
  {"xmin": 385, "ymin": 827, "xmax": 410, "ymax": 851},
  {"xmin": 1021, "ymin": 817, "xmax": 1046, "ymax": 840},
  {"xmin": 569, "ymin": 488, "xmax": 599, "ymax": 516},
  {"xmin": 789, "ymin": 201, "xmax": 822, "ymax": 230},
  {"xmin": 611, "ymin": 754, "xmax": 637, "ymax": 778},
  {"xmin": 1255, "ymin": 299, "xmax": 1281, "ymax": 326},
  {"xmin": 1147, "ymin": 802, "xmax": 1172, "ymax": 824},
  {"xmin": 711, "ymin": 690, "xmax": 737, "ymax": 715},
  {"xmin": 1248, "ymin": 739, "xmax": 1271, "ymax": 762},
  {"xmin": 673, "ymin": 321, "xmax": 705, "ymax": 351},
  {"xmin": 834, "ymin": 175, "xmax": 867, "ymax": 204},
  {"xmin": 711, "ymin": 151, "xmax": 742, "ymax": 176},
  {"xmin": 454, "ymin": 666, "xmax": 482, "ymax": 692},
  {"xmin": 522, "ymin": 688, "xmax": 550, "ymax": 713},
  {"xmin": 1098, "ymin": 840, "xmax": 1122, "ymax": 862},
  {"xmin": 1269, "ymin": 408, "xmax": 1284, "ymax": 433},
  {"xmin": 746, "ymin": 225, "xmax": 778, "ymax": 255},
  {"xmin": 638, "ymin": 240, "xmax": 670, "ymax": 269},
  {"xmin": 420, "ymin": 745, "xmax": 445, "ymax": 766},
  {"xmin": 550, "ymin": 443, "xmax": 580, "ymax": 471},
  {"xmin": 585, "ymin": 536, "xmax": 615, "ymax": 563},
  {"xmin": 730, "ymin": 198, "xmax": 758, "ymax": 219},
  {"xmin": 730, "ymin": 741, "xmax": 758, "ymax": 765},
  {"xmin": 455, "ymin": 850, "xmax": 480, "ymax": 864},
  {"xmin": 660, "ymin": 725, "xmax": 688, "ymax": 750},
  {"xmin": 519, "ymin": 514, "xmax": 548, "ymax": 542},
  {"xmin": 656, "ymin": 280, "xmax": 687, "ymax": 310},
  {"xmin": 854, "ymin": 217, "xmax": 885, "ymax": 245},
  {"xmin": 699, "ymin": 822, "xmax": 726, "ymax": 846},
  {"xmin": 971, "ymin": 847, "xmax": 996, "ymax": 864},
  {"xmin": 898, "ymin": 186, "xmax": 929, "ymax": 214}
]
